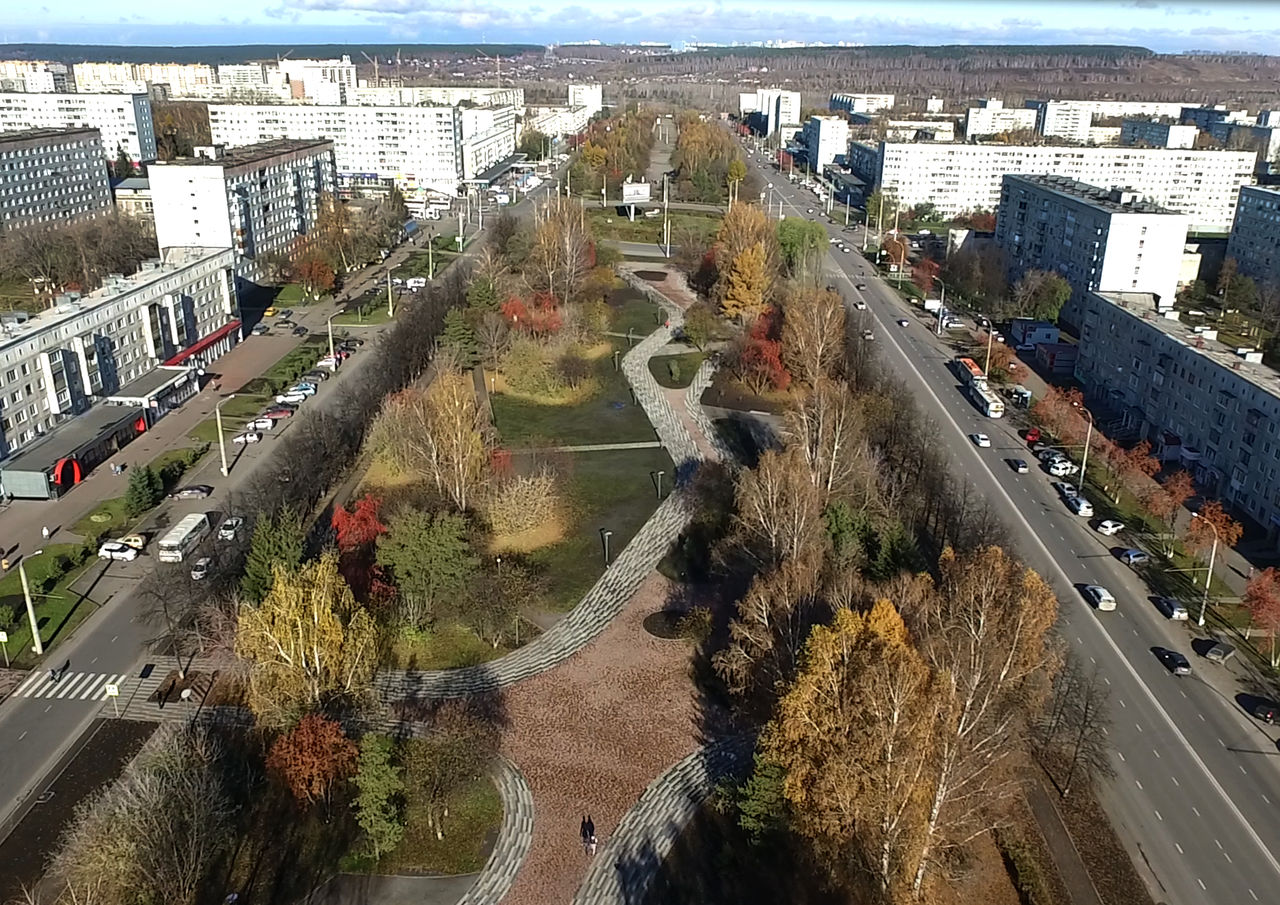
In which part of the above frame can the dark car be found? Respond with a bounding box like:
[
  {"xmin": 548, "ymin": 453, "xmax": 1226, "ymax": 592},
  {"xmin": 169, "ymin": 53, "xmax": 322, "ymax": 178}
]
[
  {"xmin": 1156, "ymin": 649, "xmax": 1192, "ymax": 676},
  {"xmin": 292, "ymin": 325, "xmax": 309, "ymax": 336},
  {"xmin": 1008, "ymin": 458, "xmax": 1029, "ymax": 474},
  {"xmin": 265, "ymin": 402, "xmax": 297, "ymax": 413},
  {"xmin": 856, "ymin": 283, "xmax": 868, "ymax": 291},
  {"xmin": 1253, "ymin": 701, "xmax": 1280, "ymax": 724},
  {"xmin": 169, "ymin": 484, "xmax": 213, "ymax": 500},
  {"xmin": 302, "ymin": 369, "xmax": 330, "ymax": 382},
  {"xmin": 274, "ymin": 319, "xmax": 295, "ymax": 328}
]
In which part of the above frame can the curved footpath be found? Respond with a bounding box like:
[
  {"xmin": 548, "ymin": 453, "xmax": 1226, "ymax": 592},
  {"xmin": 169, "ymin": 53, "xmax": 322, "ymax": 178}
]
[
  {"xmin": 375, "ymin": 280, "xmax": 699, "ymax": 702},
  {"xmin": 455, "ymin": 756, "xmax": 536, "ymax": 905},
  {"xmin": 571, "ymin": 737, "xmax": 752, "ymax": 905}
]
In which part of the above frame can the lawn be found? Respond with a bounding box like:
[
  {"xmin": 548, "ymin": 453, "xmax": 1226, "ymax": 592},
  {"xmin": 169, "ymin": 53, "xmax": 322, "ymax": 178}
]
[
  {"xmin": 333, "ymin": 294, "xmax": 397, "ymax": 326},
  {"xmin": 394, "ymin": 250, "xmax": 458, "ymax": 280},
  {"xmin": 72, "ymin": 496, "xmax": 132, "ymax": 542},
  {"xmin": 377, "ymin": 773, "xmax": 502, "ymax": 876},
  {"xmin": 272, "ymin": 283, "xmax": 309, "ymax": 305},
  {"xmin": 385, "ymin": 622, "xmax": 519, "ymax": 671},
  {"xmin": 239, "ymin": 337, "xmax": 329, "ymax": 396},
  {"xmin": 0, "ymin": 543, "xmax": 100, "ymax": 666},
  {"xmin": 490, "ymin": 339, "xmax": 658, "ymax": 447},
  {"xmin": 587, "ymin": 209, "xmax": 721, "ymax": 244},
  {"xmin": 189, "ymin": 393, "xmax": 271, "ymax": 444},
  {"xmin": 609, "ymin": 290, "xmax": 664, "ymax": 338},
  {"xmin": 649, "ymin": 351, "xmax": 707, "ymax": 389},
  {"xmin": 524, "ymin": 446, "xmax": 674, "ymax": 610}
]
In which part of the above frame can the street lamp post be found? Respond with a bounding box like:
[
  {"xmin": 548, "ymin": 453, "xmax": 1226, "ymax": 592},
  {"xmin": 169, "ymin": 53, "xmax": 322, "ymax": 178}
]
[
  {"xmin": 326, "ymin": 313, "xmax": 339, "ymax": 361},
  {"xmin": 602, "ymin": 529, "xmax": 614, "ymax": 565},
  {"xmin": 1191, "ymin": 511, "xmax": 1220, "ymax": 627},
  {"xmin": 215, "ymin": 394, "xmax": 238, "ymax": 477},
  {"xmin": 18, "ymin": 550, "xmax": 44, "ymax": 655},
  {"xmin": 980, "ymin": 316, "xmax": 996, "ymax": 376},
  {"xmin": 1074, "ymin": 403, "xmax": 1095, "ymax": 496}
]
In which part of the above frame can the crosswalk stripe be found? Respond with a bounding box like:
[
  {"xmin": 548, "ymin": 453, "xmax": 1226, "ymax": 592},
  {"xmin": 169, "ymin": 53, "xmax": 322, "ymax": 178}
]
[
  {"xmin": 78, "ymin": 674, "xmax": 107, "ymax": 700},
  {"xmin": 10, "ymin": 671, "xmax": 128, "ymax": 701},
  {"xmin": 13, "ymin": 672, "xmax": 41, "ymax": 696},
  {"xmin": 57, "ymin": 673, "xmax": 93, "ymax": 699},
  {"xmin": 20, "ymin": 675, "xmax": 53, "ymax": 698}
]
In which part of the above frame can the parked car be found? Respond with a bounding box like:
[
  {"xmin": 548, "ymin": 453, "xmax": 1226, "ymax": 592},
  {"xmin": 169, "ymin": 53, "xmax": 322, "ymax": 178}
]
[
  {"xmin": 1203, "ymin": 641, "xmax": 1236, "ymax": 663},
  {"xmin": 246, "ymin": 417, "xmax": 278, "ymax": 431},
  {"xmin": 315, "ymin": 358, "xmax": 340, "ymax": 372},
  {"xmin": 970, "ymin": 433, "xmax": 991, "ymax": 448},
  {"xmin": 1120, "ymin": 548, "xmax": 1150, "ymax": 566},
  {"xmin": 232, "ymin": 431, "xmax": 263, "ymax": 445},
  {"xmin": 1252, "ymin": 701, "xmax": 1279, "ymax": 724},
  {"xmin": 190, "ymin": 556, "xmax": 212, "ymax": 581},
  {"xmin": 1067, "ymin": 495, "xmax": 1094, "ymax": 518},
  {"xmin": 1025, "ymin": 427, "xmax": 1041, "ymax": 444},
  {"xmin": 217, "ymin": 517, "xmax": 243, "ymax": 541},
  {"xmin": 250, "ymin": 324, "xmax": 270, "ymax": 336},
  {"xmin": 1084, "ymin": 585, "xmax": 1116, "ymax": 611},
  {"xmin": 1095, "ymin": 520, "xmax": 1125, "ymax": 536},
  {"xmin": 1008, "ymin": 458, "xmax": 1029, "ymax": 474},
  {"xmin": 274, "ymin": 319, "xmax": 295, "ymax": 329},
  {"xmin": 1047, "ymin": 459, "xmax": 1079, "ymax": 477},
  {"xmin": 97, "ymin": 541, "xmax": 139, "ymax": 562},
  {"xmin": 292, "ymin": 325, "xmax": 309, "ymax": 336},
  {"xmin": 1156, "ymin": 649, "xmax": 1192, "ymax": 676},
  {"xmin": 276, "ymin": 308, "xmax": 293, "ymax": 318},
  {"xmin": 302, "ymin": 368, "xmax": 329, "ymax": 382},
  {"xmin": 286, "ymin": 384, "xmax": 317, "ymax": 396},
  {"xmin": 1154, "ymin": 596, "xmax": 1189, "ymax": 621},
  {"xmin": 169, "ymin": 484, "xmax": 213, "ymax": 499},
  {"xmin": 116, "ymin": 534, "xmax": 146, "ymax": 550},
  {"xmin": 263, "ymin": 306, "xmax": 278, "ymax": 318},
  {"xmin": 275, "ymin": 392, "xmax": 308, "ymax": 405},
  {"xmin": 1039, "ymin": 448, "xmax": 1066, "ymax": 463},
  {"xmin": 260, "ymin": 408, "xmax": 295, "ymax": 420}
]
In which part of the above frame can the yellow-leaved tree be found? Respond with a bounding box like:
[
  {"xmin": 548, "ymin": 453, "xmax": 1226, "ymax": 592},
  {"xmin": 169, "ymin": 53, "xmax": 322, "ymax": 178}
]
[
  {"xmin": 719, "ymin": 240, "xmax": 769, "ymax": 321},
  {"xmin": 236, "ymin": 551, "xmax": 379, "ymax": 728}
]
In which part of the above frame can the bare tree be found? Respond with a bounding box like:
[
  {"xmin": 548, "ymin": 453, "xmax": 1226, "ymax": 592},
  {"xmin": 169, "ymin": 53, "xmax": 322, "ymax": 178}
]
[
  {"xmin": 1033, "ymin": 651, "xmax": 1114, "ymax": 799},
  {"xmin": 781, "ymin": 378, "xmax": 869, "ymax": 505},
  {"xmin": 780, "ymin": 286, "xmax": 846, "ymax": 387},
  {"xmin": 731, "ymin": 447, "xmax": 825, "ymax": 569}
]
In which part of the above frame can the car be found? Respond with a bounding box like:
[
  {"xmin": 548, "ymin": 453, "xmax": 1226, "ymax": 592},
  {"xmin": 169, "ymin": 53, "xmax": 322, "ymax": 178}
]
[
  {"xmin": 1025, "ymin": 427, "xmax": 1041, "ymax": 444},
  {"xmin": 1047, "ymin": 459, "xmax": 1079, "ymax": 477},
  {"xmin": 190, "ymin": 556, "xmax": 212, "ymax": 581},
  {"xmin": 263, "ymin": 306, "xmax": 278, "ymax": 318},
  {"xmin": 97, "ymin": 541, "xmax": 139, "ymax": 562},
  {"xmin": 217, "ymin": 517, "xmax": 243, "ymax": 541},
  {"xmin": 275, "ymin": 392, "xmax": 308, "ymax": 405},
  {"xmin": 841, "ymin": 246, "xmax": 851, "ymax": 253},
  {"xmin": 250, "ymin": 324, "xmax": 270, "ymax": 336},
  {"xmin": 1251, "ymin": 701, "xmax": 1279, "ymax": 724},
  {"xmin": 1154, "ymin": 597, "xmax": 1189, "ymax": 620},
  {"xmin": 856, "ymin": 283, "xmax": 868, "ymax": 291},
  {"xmin": 232, "ymin": 431, "xmax": 263, "ymax": 445},
  {"xmin": 292, "ymin": 325, "xmax": 309, "ymax": 336},
  {"xmin": 970, "ymin": 433, "xmax": 991, "ymax": 448},
  {"xmin": 854, "ymin": 300, "xmax": 867, "ymax": 310},
  {"xmin": 862, "ymin": 330, "xmax": 875, "ymax": 341},
  {"xmin": 116, "ymin": 534, "xmax": 146, "ymax": 550},
  {"xmin": 315, "ymin": 358, "xmax": 340, "ymax": 371},
  {"xmin": 287, "ymin": 384, "xmax": 317, "ymax": 396},
  {"xmin": 274, "ymin": 319, "xmax": 295, "ymax": 328},
  {"xmin": 829, "ymin": 236, "xmax": 840, "ymax": 244},
  {"xmin": 1203, "ymin": 641, "xmax": 1236, "ymax": 663},
  {"xmin": 1039, "ymin": 448, "xmax": 1066, "ymax": 463},
  {"xmin": 302, "ymin": 369, "xmax": 329, "ymax": 382},
  {"xmin": 1084, "ymin": 585, "xmax": 1116, "ymax": 611},
  {"xmin": 1156, "ymin": 649, "xmax": 1192, "ymax": 676},
  {"xmin": 897, "ymin": 318, "xmax": 910, "ymax": 327},
  {"xmin": 806, "ymin": 207, "xmax": 814, "ymax": 213},
  {"xmin": 1052, "ymin": 481, "xmax": 1077, "ymax": 500},
  {"xmin": 260, "ymin": 408, "xmax": 295, "ymax": 420},
  {"xmin": 169, "ymin": 484, "xmax": 213, "ymax": 499},
  {"xmin": 343, "ymin": 337, "xmax": 365, "ymax": 346},
  {"xmin": 246, "ymin": 417, "xmax": 278, "ymax": 431},
  {"xmin": 276, "ymin": 308, "xmax": 293, "ymax": 318},
  {"xmin": 1067, "ymin": 495, "xmax": 1094, "ymax": 517},
  {"xmin": 1008, "ymin": 458, "xmax": 1029, "ymax": 474},
  {"xmin": 1119, "ymin": 548, "xmax": 1150, "ymax": 566},
  {"xmin": 1095, "ymin": 519, "xmax": 1125, "ymax": 536},
  {"xmin": 1016, "ymin": 343, "xmax": 1037, "ymax": 353}
]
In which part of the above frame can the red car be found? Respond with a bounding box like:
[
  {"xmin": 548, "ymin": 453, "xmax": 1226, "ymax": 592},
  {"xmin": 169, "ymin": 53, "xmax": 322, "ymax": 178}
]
[
  {"xmin": 261, "ymin": 408, "xmax": 295, "ymax": 420},
  {"xmin": 1026, "ymin": 427, "xmax": 1041, "ymax": 444}
]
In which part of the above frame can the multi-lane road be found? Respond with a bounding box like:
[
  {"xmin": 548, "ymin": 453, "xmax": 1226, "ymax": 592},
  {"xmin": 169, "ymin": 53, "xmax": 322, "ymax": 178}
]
[{"xmin": 745, "ymin": 151, "xmax": 1280, "ymax": 905}]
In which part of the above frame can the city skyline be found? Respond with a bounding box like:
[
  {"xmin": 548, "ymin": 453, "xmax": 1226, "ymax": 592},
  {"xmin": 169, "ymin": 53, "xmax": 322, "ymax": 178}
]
[{"xmin": 2, "ymin": 1, "xmax": 1278, "ymax": 54}]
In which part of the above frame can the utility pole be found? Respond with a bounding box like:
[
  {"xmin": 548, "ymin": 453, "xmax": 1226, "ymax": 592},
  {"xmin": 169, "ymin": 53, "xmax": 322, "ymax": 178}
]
[
  {"xmin": 845, "ymin": 195, "xmax": 850, "ymax": 227},
  {"xmin": 663, "ymin": 173, "xmax": 671, "ymax": 258}
]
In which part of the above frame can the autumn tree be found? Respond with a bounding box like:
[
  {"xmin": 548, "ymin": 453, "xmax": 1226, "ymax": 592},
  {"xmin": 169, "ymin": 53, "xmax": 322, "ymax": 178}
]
[
  {"xmin": 762, "ymin": 600, "xmax": 938, "ymax": 899},
  {"xmin": 912, "ymin": 258, "xmax": 940, "ymax": 296},
  {"xmin": 267, "ymin": 713, "xmax": 359, "ymax": 812},
  {"xmin": 297, "ymin": 255, "xmax": 336, "ymax": 300},
  {"xmin": 1012, "ymin": 269, "xmax": 1071, "ymax": 323},
  {"xmin": 718, "ymin": 240, "xmax": 770, "ymax": 322},
  {"xmin": 1244, "ymin": 568, "xmax": 1280, "ymax": 667},
  {"xmin": 332, "ymin": 493, "xmax": 386, "ymax": 554},
  {"xmin": 1182, "ymin": 499, "xmax": 1243, "ymax": 563},
  {"xmin": 731, "ymin": 446, "xmax": 825, "ymax": 570},
  {"xmin": 236, "ymin": 552, "xmax": 380, "ymax": 728},
  {"xmin": 780, "ymin": 285, "xmax": 845, "ymax": 387},
  {"xmin": 903, "ymin": 545, "xmax": 1058, "ymax": 894},
  {"xmin": 781, "ymin": 378, "xmax": 869, "ymax": 505},
  {"xmin": 714, "ymin": 202, "xmax": 779, "ymax": 309},
  {"xmin": 371, "ymin": 363, "xmax": 492, "ymax": 512},
  {"xmin": 682, "ymin": 301, "xmax": 717, "ymax": 351},
  {"xmin": 526, "ymin": 193, "xmax": 595, "ymax": 302}
]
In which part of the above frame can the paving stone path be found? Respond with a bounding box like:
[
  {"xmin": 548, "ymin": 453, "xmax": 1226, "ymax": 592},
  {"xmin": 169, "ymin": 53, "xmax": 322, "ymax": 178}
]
[
  {"xmin": 375, "ymin": 278, "xmax": 700, "ymax": 703},
  {"xmin": 455, "ymin": 756, "xmax": 536, "ymax": 905},
  {"xmin": 571, "ymin": 736, "xmax": 752, "ymax": 905}
]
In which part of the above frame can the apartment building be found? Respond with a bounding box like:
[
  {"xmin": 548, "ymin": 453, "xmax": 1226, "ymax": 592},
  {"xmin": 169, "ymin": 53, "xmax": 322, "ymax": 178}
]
[
  {"xmin": 1181, "ymin": 105, "xmax": 1253, "ymax": 132},
  {"xmin": 527, "ymin": 105, "xmax": 592, "ymax": 139},
  {"xmin": 1028, "ymin": 99, "xmax": 1187, "ymax": 143},
  {"xmin": 1225, "ymin": 185, "xmax": 1280, "ymax": 286},
  {"xmin": 1208, "ymin": 121, "xmax": 1280, "ymax": 174},
  {"xmin": 278, "ymin": 56, "xmax": 357, "ymax": 104},
  {"xmin": 0, "ymin": 128, "xmax": 113, "ymax": 232},
  {"xmin": 148, "ymin": 140, "xmax": 337, "ymax": 291},
  {"xmin": 112, "ymin": 176, "xmax": 153, "ymax": 232},
  {"xmin": 0, "ymin": 60, "xmax": 72, "ymax": 93},
  {"xmin": 828, "ymin": 92, "xmax": 895, "ymax": 115},
  {"xmin": 568, "ymin": 83, "xmax": 604, "ymax": 118},
  {"xmin": 1121, "ymin": 119, "xmax": 1200, "ymax": 149},
  {"xmin": 851, "ymin": 141, "xmax": 1256, "ymax": 231},
  {"xmin": 0, "ymin": 246, "xmax": 237, "ymax": 497},
  {"xmin": 0, "ymin": 92, "xmax": 157, "ymax": 163},
  {"xmin": 965, "ymin": 99, "xmax": 1037, "ymax": 138},
  {"xmin": 1074, "ymin": 289, "xmax": 1280, "ymax": 544},
  {"xmin": 800, "ymin": 115, "xmax": 850, "ymax": 169},
  {"xmin": 350, "ymin": 85, "xmax": 524, "ymax": 108},
  {"xmin": 849, "ymin": 113, "xmax": 956, "ymax": 142},
  {"xmin": 995, "ymin": 175, "xmax": 1190, "ymax": 326},
  {"xmin": 69, "ymin": 61, "xmax": 144, "ymax": 94},
  {"xmin": 740, "ymin": 88, "xmax": 802, "ymax": 135}
]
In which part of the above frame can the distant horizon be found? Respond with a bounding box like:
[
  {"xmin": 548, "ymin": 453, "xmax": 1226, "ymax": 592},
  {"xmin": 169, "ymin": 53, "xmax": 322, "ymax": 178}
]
[{"xmin": 2, "ymin": 1, "xmax": 1278, "ymax": 56}]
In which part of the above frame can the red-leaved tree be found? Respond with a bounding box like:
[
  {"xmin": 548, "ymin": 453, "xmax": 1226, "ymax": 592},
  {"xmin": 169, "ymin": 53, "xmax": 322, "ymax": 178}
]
[
  {"xmin": 332, "ymin": 493, "xmax": 386, "ymax": 554},
  {"xmin": 1244, "ymin": 568, "xmax": 1280, "ymax": 667},
  {"xmin": 266, "ymin": 713, "xmax": 358, "ymax": 813},
  {"xmin": 1182, "ymin": 499, "xmax": 1243, "ymax": 559},
  {"xmin": 912, "ymin": 258, "xmax": 940, "ymax": 295}
]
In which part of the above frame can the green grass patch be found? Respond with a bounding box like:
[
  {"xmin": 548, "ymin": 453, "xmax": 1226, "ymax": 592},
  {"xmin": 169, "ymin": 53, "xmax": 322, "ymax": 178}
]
[
  {"xmin": 525, "ymin": 446, "xmax": 673, "ymax": 610},
  {"xmin": 377, "ymin": 773, "xmax": 502, "ymax": 876},
  {"xmin": 188, "ymin": 394, "xmax": 271, "ymax": 444},
  {"xmin": 385, "ymin": 622, "xmax": 511, "ymax": 671},
  {"xmin": 491, "ymin": 339, "xmax": 657, "ymax": 447},
  {"xmin": 649, "ymin": 351, "xmax": 706, "ymax": 388},
  {"xmin": 0, "ymin": 543, "xmax": 100, "ymax": 666},
  {"xmin": 333, "ymin": 297, "xmax": 396, "ymax": 326},
  {"xmin": 72, "ymin": 496, "xmax": 132, "ymax": 542},
  {"xmin": 609, "ymin": 294, "xmax": 664, "ymax": 338},
  {"xmin": 587, "ymin": 208, "xmax": 721, "ymax": 244},
  {"xmin": 273, "ymin": 283, "xmax": 308, "ymax": 305},
  {"xmin": 394, "ymin": 250, "xmax": 457, "ymax": 280},
  {"xmin": 239, "ymin": 337, "xmax": 329, "ymax": 396}
]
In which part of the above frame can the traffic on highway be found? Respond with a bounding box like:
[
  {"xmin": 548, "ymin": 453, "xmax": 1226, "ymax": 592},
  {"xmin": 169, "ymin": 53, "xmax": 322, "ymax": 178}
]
[{"xmin": 743, "ymin": 142, "xmax": 1280, "ymax": 905}]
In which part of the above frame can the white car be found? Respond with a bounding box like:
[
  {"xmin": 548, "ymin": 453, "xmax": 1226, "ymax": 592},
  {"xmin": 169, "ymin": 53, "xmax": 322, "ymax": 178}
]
[
  {"xmin": 246, "ymin": 418, "xmax": 277, "ymax": 432},
  {"xmin": 232, "ymin": 432, "xmax": 263, "ymax": 445},
  {"xmin": 897, "ymin": 318, "xmax": 910, "ymax": 327},
  {"xmin": 970, "ymin": 433, "xmax": 991, "ymax": 448},
  {"xmin": 1084, "ymin": 585, "xmax": 1116, "ymax": 611},
  {"xmin": 286, "ymin": 384, "xmax": 317, "ymax": 397},
  {"xmin": 217, "ymin": 517, "xmax": 244, "ymax": 541},
  {"xmin": 854, "ymin": 300, "xmax": 867, "ymax": 310},
  {"xmin": 1095, "ymin": 520, "xmax": 1125, "ymax": 536},
  {"xmin": 190, "ymin": 557, "xmax": 212, "ymax": 581},
  {"xmin": 275, "ymin": 392, "xmax": 308, "ymax": 405},
  {"xmin": 1154, "ymin": 597, "xmax": 1189, "ymax": 621},
  {"xmin": 1047, "ymin": 460, "xmax": 1079, "ymax": 477},
  {"xmin": 97, "ymin": 541, "xmax": 139, "ymax": 562},
  {"xmin": 1067, "ymin": 495, "xmax": 1094, "ymax": 518}
]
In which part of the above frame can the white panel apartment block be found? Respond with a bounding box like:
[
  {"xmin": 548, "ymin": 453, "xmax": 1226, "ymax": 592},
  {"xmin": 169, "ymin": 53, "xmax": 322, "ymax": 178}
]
[
  {"xmin": 1227, "ymin": 185, "xmax": 1280, "ymax": 285},
  {"xmin": 0, "ymin": 92, "xmax": 156, "ymax": 163},
  {"xmin": 861, "ymin": 142, "xmax": 1256, "ymax": 231},
  {"xmin": 0, "ymin": 247, "xmax": 234, "ymax": 454},
  {"xmin": 0, "ymin": 128, "xmax": 112, "ymax": 231}
]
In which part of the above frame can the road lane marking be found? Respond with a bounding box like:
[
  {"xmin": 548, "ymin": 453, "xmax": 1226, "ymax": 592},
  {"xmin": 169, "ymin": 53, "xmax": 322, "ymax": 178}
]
[
  {"xmin": 1198, "ymin": 879, "xmax": 1207, "ymax": 890},
  {"xmin": 17, "ymin": 731, "xmax": 25, "ymax": 740},
  {"xmin": 1250, "ymin": 888, "xmax": 1258, "ymax": 900},
  {"xmin": 1136, "ymin": 723, "xmax": 1144, "ymax": 733},
  {"xmin": 1192, "ymin": 806, "xmax": 1201, "ymax": 817},
  {"xmin": 1117, "ymin": 750, "xmax": 1125, "ymax": 762},
  {"xmin": 1136, "ymin": 779, "xmax": 1144, "ymax": 790},
  {"xmin": 1240, "ymin": 765, "xmax": 1248, "ymax": 775},
  {"xmin": 1104, "ymin": 677, "xmax": 1112, "ymax": 686},
  {"xmin": 1216, "ymin": 839, "xmax": 1224, "ymax": 849},
  {"xmin": 78, "ymin": 675, "xmax": 107, "ymax": 699},
  {"xmin": 1153, "ymin": 749, "xmax": 1160, "ymax": 758},
  {"xmin": 1154, "ymin": 809, "xmax": 1163, "ymax": 821},
  {"xmin": 1175, "ymin": 843, "xmax": 1184, "ymax": 853},
  {"xmin": 1171, "ymin": 775, "xmax": 1179, "ymax": 786},
  {"xmin": 1264, "ymin": 794, "xmax": 1272, "ymax": 805}
]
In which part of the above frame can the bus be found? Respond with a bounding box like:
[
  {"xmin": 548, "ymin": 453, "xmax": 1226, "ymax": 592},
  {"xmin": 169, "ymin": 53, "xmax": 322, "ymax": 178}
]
[
  {"xmin": 157, "ymin": 513, "xmax": 211, "ymax": 563},
  {"xmin": 969, "ymin": 382, "xmax": 1006, "ymax": 419},
  {"xmin": 954, "ymin": 356, "xmax": 986, "ymax": 386}
]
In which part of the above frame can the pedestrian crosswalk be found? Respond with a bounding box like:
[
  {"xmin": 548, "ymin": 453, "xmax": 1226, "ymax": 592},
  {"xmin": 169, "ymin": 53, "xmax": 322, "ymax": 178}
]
[{"xmin": 11, "ymin": 671, "xmax": 128, "ymax": 702}]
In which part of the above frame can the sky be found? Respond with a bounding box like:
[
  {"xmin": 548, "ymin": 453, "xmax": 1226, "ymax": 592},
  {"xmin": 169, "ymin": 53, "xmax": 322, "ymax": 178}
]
[{"xmin": 2, "ymin": 0, "xmax": 1279, "ymax": 54}]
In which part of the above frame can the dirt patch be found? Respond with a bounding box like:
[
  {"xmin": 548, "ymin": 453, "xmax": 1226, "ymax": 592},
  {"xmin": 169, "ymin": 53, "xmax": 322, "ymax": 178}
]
[
  {"xmin": 702, "ymin": 370, "xmax": 790, "ymax": 415},
  {"xmin": 1048, "ymin": 769, "xmax": 1154, "ymax": 905},
  {"xmin": 489, "ymin": 512, "xmax": 568, "ymax": 554},
  {"xmin": 357, "ymin": 457, "xmax": 427, "ymax": 497},
  {"xmin": 205, "ymin": 670, "xmax": 248, "ymax": 708},
  {"xmin": 489, "ymin": 370, "xmax": 600, "ymax": 407},
  {"xmin": 635, "ymin": 270, "xmax": 668, "ymax": 283},
  {"xmin": 641, "ymin": 610, "xmax": 685, "ymax": 639},
  {"xmin": 149, "ymin": 668, "xmax": 216, "ymax": 707}
]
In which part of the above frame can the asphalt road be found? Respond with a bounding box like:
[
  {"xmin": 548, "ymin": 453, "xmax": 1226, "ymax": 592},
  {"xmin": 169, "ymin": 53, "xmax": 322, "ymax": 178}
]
[
  {"xmin": 0, "ymin": 167, "xmax": 568, "ymax": 845},
  {"xmin": 745, "ymin": 152, "xmax": 1280, "ymax": 905}
]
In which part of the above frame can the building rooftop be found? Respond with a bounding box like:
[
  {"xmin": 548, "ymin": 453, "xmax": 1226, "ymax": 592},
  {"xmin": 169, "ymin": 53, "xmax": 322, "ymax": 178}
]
[
  {"xmin": 1096, "ymin": 291, "xmax": 1280, "ymax": 401},
  {"xmin": 1006, "ymin": 174, "xmax": 1182, "ymax": 215},
  {"xmin": 0, "ymin": 126, "xmax": 101, "ymax": 145},
  {"xmin": 151, "ymin": 139, "xmax": 333, "ymax": 170},
  {"xmin": 112, "ymin": 177, "xmax": 150, "ymax": 191},
  {"xmin": 0, "ymin": 403, "xmax": 137, "ymax": 475}
]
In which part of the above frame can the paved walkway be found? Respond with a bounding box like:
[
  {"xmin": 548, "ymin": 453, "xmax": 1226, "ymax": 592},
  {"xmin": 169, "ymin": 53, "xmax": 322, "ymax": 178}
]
[
  {"xmin": 1024, "ymin": 777, "xmax": 1105, "ymax": 905},
  {"xmin": 571, "ymin": 737, "xmax": 751, "ymax": 905}
]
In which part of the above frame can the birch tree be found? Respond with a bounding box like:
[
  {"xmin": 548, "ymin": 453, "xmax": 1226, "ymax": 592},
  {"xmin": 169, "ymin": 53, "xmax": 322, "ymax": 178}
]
[
  {"xmin": 781, "ymin": 378, "xmax": 869, "ymax": 504},
  {"xmin": 781, "ymin": 285, "xmax": 846, "ymax": 386},
  {"xmin": 732, "ymin": 446, "xmax": 824, "ymax": 568}
]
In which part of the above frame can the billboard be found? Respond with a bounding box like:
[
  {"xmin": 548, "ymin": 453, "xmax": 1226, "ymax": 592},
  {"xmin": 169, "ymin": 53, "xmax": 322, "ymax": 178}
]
[{"xmin": 621, "ymin": 182, "xmax": 651, "ymax": 204}]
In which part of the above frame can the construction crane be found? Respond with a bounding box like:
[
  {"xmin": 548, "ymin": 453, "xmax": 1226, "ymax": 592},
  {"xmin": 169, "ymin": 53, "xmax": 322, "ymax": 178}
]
[
  {"xmin": 475, "ymin": 49, "xmax": 501, "ymax": 85},
  {"xmin": 360, "ymin": 51, "xmax": 379, "ymax": 85}
]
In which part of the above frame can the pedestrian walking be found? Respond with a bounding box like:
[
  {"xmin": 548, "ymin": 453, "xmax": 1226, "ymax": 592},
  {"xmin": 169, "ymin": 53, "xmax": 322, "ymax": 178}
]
[
  {"xmin": 588, "ymin": 835, "xmax": 597, "ymax": 856},
  {"xmin": 582, "ymin": 815, "xmax": 597, "ymax": 855},
  {"xmin": 41, "ymin": 526, "xmax": 49, "ymax": 540}
]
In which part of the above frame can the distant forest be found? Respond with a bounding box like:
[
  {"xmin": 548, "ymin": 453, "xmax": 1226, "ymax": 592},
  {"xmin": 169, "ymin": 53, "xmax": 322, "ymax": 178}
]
[{"xmin": 0, "ymin": 43, "xmax": 544, "ymax": 64}]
